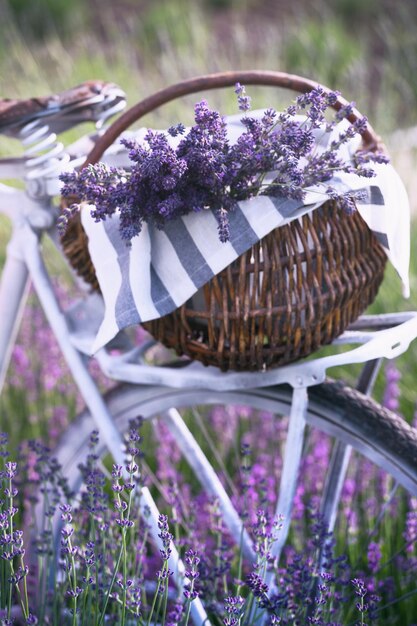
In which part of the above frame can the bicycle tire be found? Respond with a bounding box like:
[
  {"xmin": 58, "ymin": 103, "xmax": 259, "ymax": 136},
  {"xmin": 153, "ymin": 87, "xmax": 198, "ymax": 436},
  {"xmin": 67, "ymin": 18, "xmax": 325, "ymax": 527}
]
[{"xmin": 53, "ymin": 377, "xmax": 417, "ymax": 501}]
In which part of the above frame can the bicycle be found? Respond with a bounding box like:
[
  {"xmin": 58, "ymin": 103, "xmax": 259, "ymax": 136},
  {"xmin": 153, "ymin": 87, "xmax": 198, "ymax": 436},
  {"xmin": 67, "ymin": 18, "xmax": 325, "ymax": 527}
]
[{"xmin": 1, "ymin": 71, "xmax": 417, "ymax": 625}]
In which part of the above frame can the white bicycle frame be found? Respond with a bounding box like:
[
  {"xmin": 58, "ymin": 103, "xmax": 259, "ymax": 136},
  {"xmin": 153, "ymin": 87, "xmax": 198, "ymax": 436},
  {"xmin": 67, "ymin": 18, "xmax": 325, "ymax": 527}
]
[{"xmin": 1, "ymin": 116, "xmax": 416, "ymax": 624}]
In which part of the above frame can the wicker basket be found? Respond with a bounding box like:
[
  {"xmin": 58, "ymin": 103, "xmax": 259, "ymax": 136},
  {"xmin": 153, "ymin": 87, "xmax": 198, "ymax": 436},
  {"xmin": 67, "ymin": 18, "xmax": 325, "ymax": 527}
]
[{"xmin": 61, "ymin": 71, "xmax": 387, "ymax": 372}]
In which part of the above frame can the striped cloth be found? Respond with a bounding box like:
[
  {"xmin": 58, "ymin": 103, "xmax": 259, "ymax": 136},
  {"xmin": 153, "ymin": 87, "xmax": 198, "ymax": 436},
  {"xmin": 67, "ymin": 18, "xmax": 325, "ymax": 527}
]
[{"xmin": 81, "ymin": 115, "xmax": 410, "ymax": 353}]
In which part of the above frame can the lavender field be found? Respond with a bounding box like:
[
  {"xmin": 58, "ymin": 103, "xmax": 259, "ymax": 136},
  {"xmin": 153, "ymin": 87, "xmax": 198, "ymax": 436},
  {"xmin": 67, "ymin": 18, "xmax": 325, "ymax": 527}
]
[{"xmin": 2, "ymin": 287, "xmax": 417, "ymax": 623}]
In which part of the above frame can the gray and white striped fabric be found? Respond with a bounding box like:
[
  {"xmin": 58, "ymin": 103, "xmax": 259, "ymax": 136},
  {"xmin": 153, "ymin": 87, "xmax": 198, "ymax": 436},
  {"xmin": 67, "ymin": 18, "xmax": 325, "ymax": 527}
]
[{"xmin": 81, "ymin": 116, "xmax": 410, "ymax": 353}]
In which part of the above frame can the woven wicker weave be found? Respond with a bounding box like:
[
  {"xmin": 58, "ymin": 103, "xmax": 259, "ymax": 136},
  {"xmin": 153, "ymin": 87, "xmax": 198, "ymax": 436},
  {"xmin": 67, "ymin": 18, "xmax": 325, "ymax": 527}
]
[
  {"xmin": 61, "ymin": 71, "xmax": 387, "ymax": 371},
  {"xmin": 143, "ymin": 203, "xmax": 386, "ymax": 371}
]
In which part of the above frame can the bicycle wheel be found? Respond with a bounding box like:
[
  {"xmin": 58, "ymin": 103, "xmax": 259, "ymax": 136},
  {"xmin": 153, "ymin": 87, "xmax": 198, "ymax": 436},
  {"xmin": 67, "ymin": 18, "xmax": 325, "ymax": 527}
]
[
  {"xmin": 29, "ymin": 378, "xmax": 417, "ymax": 624},
  {"xmin": 52, "ymin": 379, "xmax": 417, "ymax": 497}
]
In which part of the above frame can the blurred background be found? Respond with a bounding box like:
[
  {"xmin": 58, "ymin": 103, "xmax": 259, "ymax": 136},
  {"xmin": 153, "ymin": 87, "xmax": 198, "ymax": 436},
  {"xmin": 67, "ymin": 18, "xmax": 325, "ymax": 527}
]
[
  {"xmin": 1, "ymin": 0, "xmax": 417, "ymax": 195},
  {"xmin": 0, "ymin": 0, "xmax": 416, "ymax": 127}
]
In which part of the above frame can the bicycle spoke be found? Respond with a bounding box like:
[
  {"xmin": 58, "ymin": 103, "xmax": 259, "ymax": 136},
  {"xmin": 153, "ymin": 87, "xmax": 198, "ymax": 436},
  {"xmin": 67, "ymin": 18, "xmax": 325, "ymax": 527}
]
[
  {"xmin": 160, "ymin": 407, "xmax": 256, "ymax": 564},
  {"xmin": 321, "ymin": 441, "xmax": 352, "ymax": 534},
  {"xmin": 271, "ymin": 386, "xmax": 309, "ymax": 563}
]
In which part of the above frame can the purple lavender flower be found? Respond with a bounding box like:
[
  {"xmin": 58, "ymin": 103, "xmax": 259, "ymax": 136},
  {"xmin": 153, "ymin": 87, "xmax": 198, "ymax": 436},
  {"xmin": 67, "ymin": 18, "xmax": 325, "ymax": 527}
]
[
  {"xmin": 158, "ymin": 513, "xmax": 173, "ymax": 562},
  {"xmin": 235, "ymin": 82, "xmax": 252, "ymax": 112},
  {"xmin": 60, "ymin": 85, "xmax": 386, "ymax": 245},
  {"xmin": 224, "ymin": 594, "xmax": 245, "ymax": 625},
  {"xmin": 382, "ymin": 360, "xmax": 402, "ymax": 413},
  {"xmin": 166, "ymin": 601, "xmax": 184, "ymax": 625},
  {"xmin": 367, "ymin": 541, "xmax": 382, "ymax": 574},
  {"xmin": 403, "ymin": 509, "xmax": 417, "ymax": 552},
  {"xmin": 246, "ymin": 571, "xmax": 271, "ymax": 609},
  {"xmin": 352, "ymin": 578, "xmax": 368, "ymax": 614}
]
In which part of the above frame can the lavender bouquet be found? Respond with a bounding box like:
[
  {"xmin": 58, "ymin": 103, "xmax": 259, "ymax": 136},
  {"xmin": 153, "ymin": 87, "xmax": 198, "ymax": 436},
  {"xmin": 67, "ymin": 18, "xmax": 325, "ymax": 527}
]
[{"xmin": 60, "ymin": 84, "xmax": 388, "ymax": 244}]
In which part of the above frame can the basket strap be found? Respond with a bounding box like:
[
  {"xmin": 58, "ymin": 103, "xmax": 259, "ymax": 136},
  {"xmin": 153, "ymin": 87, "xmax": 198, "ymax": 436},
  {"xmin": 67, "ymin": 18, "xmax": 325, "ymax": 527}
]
[{"xmin": 84, "ymin": 70, "xmax": 384, "ymax": 167}]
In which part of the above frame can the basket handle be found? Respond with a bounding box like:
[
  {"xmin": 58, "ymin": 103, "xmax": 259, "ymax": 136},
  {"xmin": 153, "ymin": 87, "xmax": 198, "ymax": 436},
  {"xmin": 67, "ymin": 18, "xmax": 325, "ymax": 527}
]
[{"xmin": 84, "ymin": 69, "xmax": 383, "ymax": 167}]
